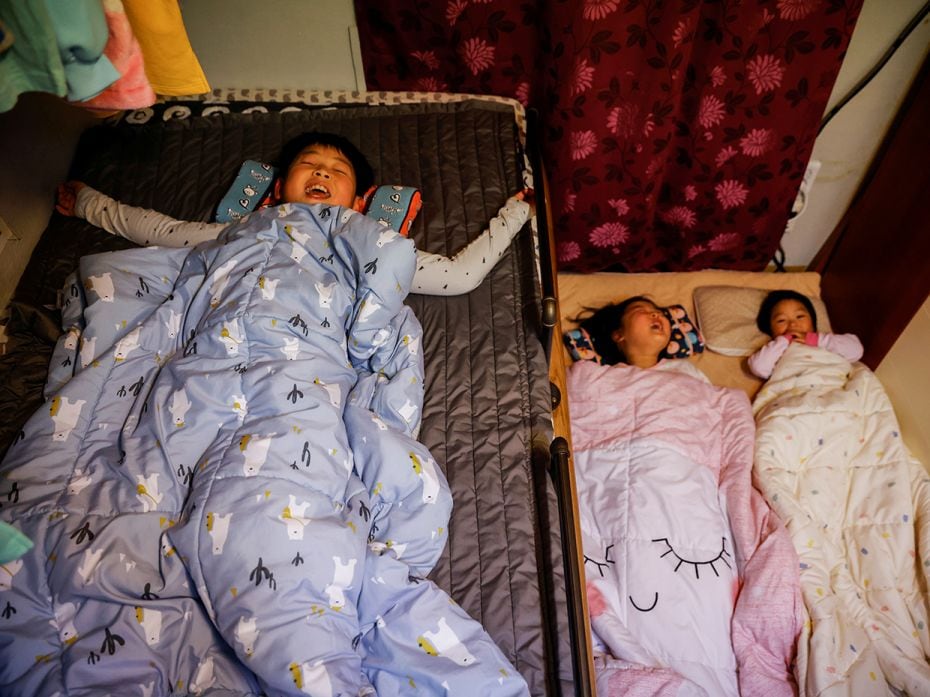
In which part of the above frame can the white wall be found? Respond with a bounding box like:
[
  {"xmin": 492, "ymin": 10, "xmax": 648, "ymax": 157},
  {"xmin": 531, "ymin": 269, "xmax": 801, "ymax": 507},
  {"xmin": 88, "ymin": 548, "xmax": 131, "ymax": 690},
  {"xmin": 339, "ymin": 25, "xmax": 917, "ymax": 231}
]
[
  {"xmin": 780, "ymin": 0, "xmax": 930, "ymax": 470},
  {"xmin": 781, "ymin": 0, "xmax": 930, "ymax": 266},
  {"xmin": 877, "ymin": 297, "xmax": 930, "ymax": 469},
  {"xmin": 179, "ymin": 0, "xmax": 365, "ymax": 92},
  {"xmin": 0, "ymin": 94, "xmax": 96, "ymax": 312}
]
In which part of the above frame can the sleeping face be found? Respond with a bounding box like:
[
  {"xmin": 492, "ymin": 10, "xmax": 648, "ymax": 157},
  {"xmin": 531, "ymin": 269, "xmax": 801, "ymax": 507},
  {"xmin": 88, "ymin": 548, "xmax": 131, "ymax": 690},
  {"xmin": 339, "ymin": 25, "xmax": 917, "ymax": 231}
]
[
  {"xmin": 611, "ymin": 300, "xmax": 670, "ymax": 367},
  {"xmin": 278, "ymin": 145, "xmax": 364, "ymax": 210},
  {"xmin": 769, "ymin": 298, "xmax": 814, "ymax": 341}
]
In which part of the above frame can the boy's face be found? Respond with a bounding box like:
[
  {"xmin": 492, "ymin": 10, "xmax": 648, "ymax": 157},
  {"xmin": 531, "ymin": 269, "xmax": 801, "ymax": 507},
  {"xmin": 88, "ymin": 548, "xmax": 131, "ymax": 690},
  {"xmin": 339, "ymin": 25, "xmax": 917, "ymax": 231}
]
[
  {"xmin": 770, "ymin": 298, "xmax": 814, "ymax": 341},
  {"xmin": 278, "ymin": 144, "xmax": 364, "ymax": 210}
]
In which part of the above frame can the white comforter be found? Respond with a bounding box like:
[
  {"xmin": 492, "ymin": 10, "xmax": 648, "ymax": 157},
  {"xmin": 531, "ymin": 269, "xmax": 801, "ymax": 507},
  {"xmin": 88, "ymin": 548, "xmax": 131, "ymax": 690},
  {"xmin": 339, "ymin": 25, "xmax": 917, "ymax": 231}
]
[{"xmin": 753, "ymin": 343, "xmax": 930, "ymax": 696}]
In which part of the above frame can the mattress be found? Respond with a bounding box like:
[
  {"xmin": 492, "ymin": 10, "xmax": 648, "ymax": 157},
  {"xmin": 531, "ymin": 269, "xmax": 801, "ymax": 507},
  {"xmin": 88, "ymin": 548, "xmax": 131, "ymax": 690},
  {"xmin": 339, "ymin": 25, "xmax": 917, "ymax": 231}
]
[
  {"xmin": 0, "ymin": 96, "xmax": 572, "ymax": 695},
  {"xmin": 557, "ymin": 269, "xmax": 825, "ymax": 397}
]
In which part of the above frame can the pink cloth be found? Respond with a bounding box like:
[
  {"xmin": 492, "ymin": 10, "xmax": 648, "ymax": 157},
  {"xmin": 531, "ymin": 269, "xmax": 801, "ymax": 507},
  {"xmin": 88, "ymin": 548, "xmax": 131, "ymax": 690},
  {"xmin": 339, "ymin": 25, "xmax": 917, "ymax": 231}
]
[
  {"xmin": 78, "ymin": 0, "xmax": 155, "ymax": 111},
  {"xmin": 569, "ymin": 360, "xmax": 802, "ymax": 696},
  {"xmin": 748, "ymin": 333, "xmax": 864, "ymax": 379}
]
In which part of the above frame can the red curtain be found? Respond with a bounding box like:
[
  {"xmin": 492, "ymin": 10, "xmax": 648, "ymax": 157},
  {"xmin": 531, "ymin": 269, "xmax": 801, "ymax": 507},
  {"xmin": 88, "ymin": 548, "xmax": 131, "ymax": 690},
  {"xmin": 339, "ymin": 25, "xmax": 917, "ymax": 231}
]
[{"xmin": 356, "ymin": 0, "xmax": 862, "ymax": 272}]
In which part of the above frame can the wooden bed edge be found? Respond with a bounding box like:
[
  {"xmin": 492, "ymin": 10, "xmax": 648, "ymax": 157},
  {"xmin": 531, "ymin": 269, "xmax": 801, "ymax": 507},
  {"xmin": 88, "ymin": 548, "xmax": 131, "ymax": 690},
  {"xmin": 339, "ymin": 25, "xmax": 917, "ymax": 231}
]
[{"xmin": 528, "ymin": 108, "xmax": 596, "ymax": 697}]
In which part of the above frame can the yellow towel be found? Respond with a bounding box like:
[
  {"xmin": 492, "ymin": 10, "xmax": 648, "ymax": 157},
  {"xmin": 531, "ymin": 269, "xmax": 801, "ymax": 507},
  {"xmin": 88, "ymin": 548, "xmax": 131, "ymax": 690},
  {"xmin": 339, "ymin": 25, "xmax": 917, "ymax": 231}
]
[{"xmin": 122, "ymin": 0, "xmax": 209, "ymax": 95}]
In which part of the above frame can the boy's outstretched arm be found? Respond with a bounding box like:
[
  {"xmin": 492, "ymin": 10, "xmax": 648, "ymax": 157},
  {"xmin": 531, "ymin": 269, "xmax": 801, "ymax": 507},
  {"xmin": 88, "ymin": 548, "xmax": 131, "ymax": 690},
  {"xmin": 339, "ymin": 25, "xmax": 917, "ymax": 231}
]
[
  {"xmin": 57, "ymin": 181, "xmax": 226, "ymax": 248},
  {"xmin": 411, "ymin": 191, "xmax": 533, "ymax": 296}
]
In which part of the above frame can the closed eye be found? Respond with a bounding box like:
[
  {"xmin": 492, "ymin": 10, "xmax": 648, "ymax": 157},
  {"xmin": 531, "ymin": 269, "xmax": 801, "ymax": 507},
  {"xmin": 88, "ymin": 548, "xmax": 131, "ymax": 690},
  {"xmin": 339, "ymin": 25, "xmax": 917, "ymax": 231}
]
[{"xmin": 652, "ymin": 537, "xmax": 731, "ymax": 580}]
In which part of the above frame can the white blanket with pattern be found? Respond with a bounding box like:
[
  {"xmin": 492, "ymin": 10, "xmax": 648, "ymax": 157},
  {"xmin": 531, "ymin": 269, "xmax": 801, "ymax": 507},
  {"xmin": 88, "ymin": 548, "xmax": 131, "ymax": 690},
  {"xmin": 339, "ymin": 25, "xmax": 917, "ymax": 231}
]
[{"xmin": 753, "ymin": 343, "xmax": 930, "ymax": 696}]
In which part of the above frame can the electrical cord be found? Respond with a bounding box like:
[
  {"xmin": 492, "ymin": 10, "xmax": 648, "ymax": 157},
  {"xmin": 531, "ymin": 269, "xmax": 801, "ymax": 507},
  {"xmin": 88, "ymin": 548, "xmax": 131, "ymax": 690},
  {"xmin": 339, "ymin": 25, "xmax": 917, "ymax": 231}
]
[
  {"xmin": 772, "ymin": 0, "xmax": 930, "ymax": 269},
  {"xmin": 819, "ymin": 0, "xmax": 930, "ymax": 136}
]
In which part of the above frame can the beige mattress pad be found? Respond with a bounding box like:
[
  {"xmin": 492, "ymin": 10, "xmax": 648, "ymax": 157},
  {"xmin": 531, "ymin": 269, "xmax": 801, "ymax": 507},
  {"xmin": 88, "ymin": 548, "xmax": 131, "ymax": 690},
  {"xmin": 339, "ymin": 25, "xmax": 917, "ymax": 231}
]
[{"xmin": 557, "ymin": 269, "xmax": 823, "ymax": 399}]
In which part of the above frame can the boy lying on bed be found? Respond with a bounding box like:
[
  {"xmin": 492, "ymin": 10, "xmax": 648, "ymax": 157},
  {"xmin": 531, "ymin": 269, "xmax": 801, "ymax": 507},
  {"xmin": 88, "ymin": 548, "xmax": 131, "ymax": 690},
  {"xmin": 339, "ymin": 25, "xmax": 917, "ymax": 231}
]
[
  {"xmin": 568, "ymin": 297, "xmax": 802, "ymax": 697},
  {"xmin": 55, "ymin": 131, "xmax": 534, "ymax": 296},
  {"xmin": 1, "ymin": 132, "xmax": 530, "ymax": 695},
  {"xmin": 749, "ymin": 290, "xmax": 930, "ymax": 695}
]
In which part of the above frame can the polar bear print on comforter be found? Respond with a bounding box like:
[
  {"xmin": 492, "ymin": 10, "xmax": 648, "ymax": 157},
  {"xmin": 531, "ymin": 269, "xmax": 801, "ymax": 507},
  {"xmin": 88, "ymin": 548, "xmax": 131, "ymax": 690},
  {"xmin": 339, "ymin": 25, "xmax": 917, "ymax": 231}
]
[{"xmin": 0, "ymin": 204, "xmax": 528, "ymax": 696}]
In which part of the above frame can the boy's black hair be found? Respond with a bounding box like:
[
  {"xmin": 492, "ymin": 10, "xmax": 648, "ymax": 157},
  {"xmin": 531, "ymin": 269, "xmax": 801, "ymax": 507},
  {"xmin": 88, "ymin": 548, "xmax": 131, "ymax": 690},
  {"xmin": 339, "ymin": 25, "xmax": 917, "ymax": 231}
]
[
  {"xmin": 577, "ymin": 295, "xmax": 656, "ymax": 365},
  {"xmin": 276, "ymin": 132, "xmax": 375, "ymax": 196},
  {"xmin": 756, "ymin": 290, "xmax": 818, "ymax": 335}
]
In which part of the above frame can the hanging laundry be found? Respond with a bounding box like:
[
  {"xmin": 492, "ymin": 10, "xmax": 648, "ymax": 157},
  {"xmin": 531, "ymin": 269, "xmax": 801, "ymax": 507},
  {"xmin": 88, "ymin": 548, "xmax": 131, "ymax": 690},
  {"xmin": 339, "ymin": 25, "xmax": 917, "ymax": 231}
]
[
  {"xmin": 0, "ymin": 2, "xmax": 67, "ymax": 113},
  {"xmin": 77, "ymin": 0, "xmax": 156, "ymax": 111},
  {"xmin": 122, "ymin": 0, "xmax": 209, "ymax": 96},
  {"xmin": 43, "ymin": 0, "xmax": 121, "ymax": 102}
]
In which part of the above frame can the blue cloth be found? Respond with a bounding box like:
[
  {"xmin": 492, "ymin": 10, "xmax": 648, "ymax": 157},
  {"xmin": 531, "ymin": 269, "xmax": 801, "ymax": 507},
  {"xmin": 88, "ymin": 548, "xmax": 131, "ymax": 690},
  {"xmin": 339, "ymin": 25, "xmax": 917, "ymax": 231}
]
[
  {"xmin": 1, "ymin": 203, "xmax": 529, "ymax": 696},
  {"xmin": 0, "ymin": 521, "xmax": 32, "ymax": 564},
  {"xmin": 44, "ymin": 0, "xmax": 120, "ymax": 101},
  {"xmin": 0, "ymin": 1, "xmax": 66, "ymax": 112},
  {"xmin": 365, "ymin": 184, "xmax": 422, "ymax": 237}
]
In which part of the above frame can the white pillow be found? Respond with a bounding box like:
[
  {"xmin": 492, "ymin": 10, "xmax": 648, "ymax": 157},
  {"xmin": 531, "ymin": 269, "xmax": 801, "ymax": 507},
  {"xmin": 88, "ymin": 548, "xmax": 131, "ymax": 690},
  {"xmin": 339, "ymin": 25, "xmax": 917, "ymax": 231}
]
[{"xmin": 693, "ymin": 286, "xmax": 831, "ymax": 357}]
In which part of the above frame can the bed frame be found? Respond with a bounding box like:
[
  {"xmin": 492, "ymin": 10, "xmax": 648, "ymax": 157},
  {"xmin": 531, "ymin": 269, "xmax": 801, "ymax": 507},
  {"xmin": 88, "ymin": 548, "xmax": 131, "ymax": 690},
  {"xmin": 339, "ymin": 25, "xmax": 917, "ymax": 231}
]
[
  {"xmin": 553, "ymin": 267, "xmax": 832, "ymax": 692},
  {"xmin": 0, "ymin": 93, "xmax": 583, "ymax": 696}
]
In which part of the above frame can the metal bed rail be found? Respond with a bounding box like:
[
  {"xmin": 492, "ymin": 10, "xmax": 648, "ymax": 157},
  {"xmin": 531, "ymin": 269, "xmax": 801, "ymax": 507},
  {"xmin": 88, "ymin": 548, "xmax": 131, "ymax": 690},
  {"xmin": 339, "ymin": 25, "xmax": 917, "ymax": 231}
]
[{"xmin": 526, "ymin": 108, "xmax": 595, "ymax": 697}]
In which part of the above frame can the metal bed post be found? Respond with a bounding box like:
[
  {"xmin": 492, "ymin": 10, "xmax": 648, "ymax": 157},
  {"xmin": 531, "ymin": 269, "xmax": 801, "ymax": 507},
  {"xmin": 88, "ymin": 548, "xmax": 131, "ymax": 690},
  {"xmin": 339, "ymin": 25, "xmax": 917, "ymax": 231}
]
[{"xmin": 526, "ymin": 108, "xmax": 595, "ymax": 697}]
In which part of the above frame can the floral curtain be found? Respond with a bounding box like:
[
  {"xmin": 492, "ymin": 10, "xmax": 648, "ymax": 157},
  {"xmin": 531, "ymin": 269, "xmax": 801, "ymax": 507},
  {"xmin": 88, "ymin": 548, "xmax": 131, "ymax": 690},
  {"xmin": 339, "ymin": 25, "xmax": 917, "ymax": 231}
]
[{"xmin": 355, "ymin": 0, "xmax": 862, "ymax": 272}]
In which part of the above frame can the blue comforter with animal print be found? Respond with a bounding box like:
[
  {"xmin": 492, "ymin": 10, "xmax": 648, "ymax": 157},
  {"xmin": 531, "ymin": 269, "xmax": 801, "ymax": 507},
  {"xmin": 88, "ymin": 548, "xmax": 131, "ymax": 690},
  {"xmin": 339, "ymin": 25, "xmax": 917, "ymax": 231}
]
[{"xmin": 0, "ymin": 204, "xmax": 529, "ymax": 696}]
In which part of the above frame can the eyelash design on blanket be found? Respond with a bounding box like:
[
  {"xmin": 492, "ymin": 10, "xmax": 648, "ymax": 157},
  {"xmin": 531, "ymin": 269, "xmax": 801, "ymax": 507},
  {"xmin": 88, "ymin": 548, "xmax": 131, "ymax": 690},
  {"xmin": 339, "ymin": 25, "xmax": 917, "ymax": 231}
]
[
  {"xmin": 653, "ymin": 537, "xmax": 732, "ymax": 579},
  {"xmin": 583, "ymin": 543, "xmax": 615, "ymax": 578}
]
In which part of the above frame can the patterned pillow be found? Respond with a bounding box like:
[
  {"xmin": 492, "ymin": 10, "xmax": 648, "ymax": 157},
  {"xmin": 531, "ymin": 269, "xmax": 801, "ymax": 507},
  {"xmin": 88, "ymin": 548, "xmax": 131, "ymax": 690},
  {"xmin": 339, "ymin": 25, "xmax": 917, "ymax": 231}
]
[
  {"xmin": 563, "ymin": 327, "xmax": 604, "ymax": 364},
  {"xmin": 662, "ymin": 304, "xmax": 705, "ymax": 359},
  {"xmin": 563, "ymin": 305, "xmax": 704, "ymax": 363}
]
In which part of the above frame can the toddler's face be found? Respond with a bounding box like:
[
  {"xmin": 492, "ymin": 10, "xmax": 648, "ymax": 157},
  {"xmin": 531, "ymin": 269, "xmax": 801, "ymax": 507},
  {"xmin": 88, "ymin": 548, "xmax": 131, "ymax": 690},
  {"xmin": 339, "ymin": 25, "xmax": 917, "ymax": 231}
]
[
  {"xmin": 280, "ymin": 145, "xmax": 362, "ymax": 210},
  {"xmin": 769, "ymin": 299, "xmax": 814, "ymax": 341}
]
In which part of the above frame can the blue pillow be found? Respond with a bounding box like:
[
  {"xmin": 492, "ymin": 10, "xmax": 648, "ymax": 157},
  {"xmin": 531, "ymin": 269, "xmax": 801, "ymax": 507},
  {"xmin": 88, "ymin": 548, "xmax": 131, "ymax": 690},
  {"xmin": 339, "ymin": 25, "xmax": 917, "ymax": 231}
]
[
  {"xmin": 215, "ymin": 160, "xmax": 276, "ymax": 223},
  {"xmin": 214, "ymin": 160, "xmax": 422, "ymax": 236},
  {"xmin": 563, "ymin": 328, "xmax": 603, "ymax": 364}
]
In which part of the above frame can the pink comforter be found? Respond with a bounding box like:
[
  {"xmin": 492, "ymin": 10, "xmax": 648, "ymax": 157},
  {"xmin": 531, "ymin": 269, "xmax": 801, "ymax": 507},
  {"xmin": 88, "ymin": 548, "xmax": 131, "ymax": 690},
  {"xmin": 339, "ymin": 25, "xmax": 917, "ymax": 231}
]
[{"xmin": 569, "ymin": 360, "xmax": 802, "ymax": 696}]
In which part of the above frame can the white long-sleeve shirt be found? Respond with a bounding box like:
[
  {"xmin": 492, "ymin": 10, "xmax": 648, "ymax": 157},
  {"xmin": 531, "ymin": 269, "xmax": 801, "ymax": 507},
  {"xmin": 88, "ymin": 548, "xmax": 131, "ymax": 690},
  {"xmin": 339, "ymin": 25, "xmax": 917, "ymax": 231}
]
[{"xmin": 73, "ymin": 186, "xmax": 532, "ymax": 296}]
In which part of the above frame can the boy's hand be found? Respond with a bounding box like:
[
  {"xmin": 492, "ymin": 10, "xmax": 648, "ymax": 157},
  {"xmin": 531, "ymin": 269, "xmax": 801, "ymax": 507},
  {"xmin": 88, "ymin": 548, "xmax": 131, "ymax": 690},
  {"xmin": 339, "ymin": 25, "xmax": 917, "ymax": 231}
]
[{"xmin": 56, "ymin": 181, "xmax": 86, "ymax": 217}]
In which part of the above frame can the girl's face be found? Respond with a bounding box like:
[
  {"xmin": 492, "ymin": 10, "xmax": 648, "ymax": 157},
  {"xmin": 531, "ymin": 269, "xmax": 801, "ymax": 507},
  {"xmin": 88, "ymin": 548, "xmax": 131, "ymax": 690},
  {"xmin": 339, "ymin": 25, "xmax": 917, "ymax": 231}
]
[
  {"xmin": 769, "ymin": 298, "xmax": 814, "ymax": 341},
  {"xmin": 612, "ymin": 300, "xmax": 670, "ymax": 366}
]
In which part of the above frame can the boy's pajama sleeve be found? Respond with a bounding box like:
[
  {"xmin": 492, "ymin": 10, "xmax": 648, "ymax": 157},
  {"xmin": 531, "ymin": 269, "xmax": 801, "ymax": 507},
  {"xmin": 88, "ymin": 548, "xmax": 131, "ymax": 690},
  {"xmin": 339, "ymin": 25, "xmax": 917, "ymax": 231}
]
[
  {"xmin": 75, "ymin": 185, "xmax": 227, "ymax": 247},
  {"xmin": 411, "ymin": 195, "xmax": 530, "ymax": 296}
]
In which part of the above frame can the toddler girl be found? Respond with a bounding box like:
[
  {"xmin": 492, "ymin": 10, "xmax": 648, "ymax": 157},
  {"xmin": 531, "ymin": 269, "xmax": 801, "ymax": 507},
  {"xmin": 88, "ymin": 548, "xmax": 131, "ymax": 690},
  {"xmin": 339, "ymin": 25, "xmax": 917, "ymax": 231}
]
[{"xmin": 748, "ymin": 289, "xmax": 863, "ymax": 379}]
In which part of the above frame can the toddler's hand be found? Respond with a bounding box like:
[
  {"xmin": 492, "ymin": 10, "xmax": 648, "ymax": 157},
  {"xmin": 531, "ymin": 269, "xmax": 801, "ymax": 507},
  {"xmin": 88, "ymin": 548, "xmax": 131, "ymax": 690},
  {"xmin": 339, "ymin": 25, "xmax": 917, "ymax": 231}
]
[{"xmin": 56, "ymin": 181, "xmax": 86, "ymax": 217}]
